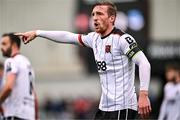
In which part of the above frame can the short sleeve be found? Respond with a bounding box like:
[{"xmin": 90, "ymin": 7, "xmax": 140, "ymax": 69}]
[
  {"xmin": 119, "ymin": 33, "xmax": 141, "ymax": 59},
  {"xmin": 5, "ymin": 59, "xmax": 18, "ymax": 74},
  {"xmin": 77, "ymin": 32, "xmax": 95, "ymax": 48}
]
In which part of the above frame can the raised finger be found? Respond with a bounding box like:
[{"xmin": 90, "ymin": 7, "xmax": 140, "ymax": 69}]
[{"xmin": 14, "ymin": 33, "xmax": 24, "ymax": 36}]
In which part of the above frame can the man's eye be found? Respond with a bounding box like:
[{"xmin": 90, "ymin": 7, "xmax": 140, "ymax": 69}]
[
  {"xmin": 97, "ymin": 12, "xmax": 103, "ymax": 15},
  {"xmin": 2, "ymin": 42, "xmax": 6, "ymax": 45}
]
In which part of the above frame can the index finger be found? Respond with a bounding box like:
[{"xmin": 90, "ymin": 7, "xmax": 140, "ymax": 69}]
[{"xmin": 14, "ymin": 33, "xmax": 24, "ymax": 36}]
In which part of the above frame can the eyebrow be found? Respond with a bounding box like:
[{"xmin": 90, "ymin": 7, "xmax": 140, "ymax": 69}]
[{"xmin": 91, "ymin": 11, "xmax": 104, "ymax": 16}]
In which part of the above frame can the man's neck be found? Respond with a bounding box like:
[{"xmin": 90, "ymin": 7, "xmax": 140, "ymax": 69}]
[
  {"xmin": 100, "ymin": 26, "xmax": 115, "ymax": 39},
  {"xmin": 11, "ymin": 49, "xmax": 20, "ymax": 58}
]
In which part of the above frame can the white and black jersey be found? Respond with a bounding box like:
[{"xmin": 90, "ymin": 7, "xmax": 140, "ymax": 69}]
[
  {"xmin": 36, "ymin": 27, "xmax": 150, "ymax": 113},
  {"xmin": 2, "ymin": 54, "xmax": 35, "ymax": 120},
  {"xmin": 78, "ymin": 28, "xmax": 140, "ymax": 111},
  {"xmin": 159, "ymin": 83, "xmax": 180, "ymax": 120}
]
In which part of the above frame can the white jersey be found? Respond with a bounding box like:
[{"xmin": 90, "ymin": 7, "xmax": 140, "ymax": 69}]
[
  {"xmin": 78, "ymin": 28, "xmax": 141, "ymax": 111},
  {"xmin": 2, "ymin": 54, "xmax": 35, "ymax": 120},
  {"xmin": 159, "ymin": 82, "xmax": 180, "ymax": 120}
]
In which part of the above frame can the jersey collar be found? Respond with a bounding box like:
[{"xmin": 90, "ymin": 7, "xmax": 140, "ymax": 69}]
[
  {"xmin": 11, "ymin": 52, "xmax": 20, "ymax": 58},
  {"xmin": 101, "ymin": 27, "xmax": 116, "ymax": 39}
]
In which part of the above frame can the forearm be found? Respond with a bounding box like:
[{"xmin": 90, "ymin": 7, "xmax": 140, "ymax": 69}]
[
  {"xmin": 0, "ymin": 73, "xmax": 16, "ymax": 105},
  {"xmin": 139, "ymin": 61, "xmax": 151, "ymax": 91},
  {"xmin": 132, "ymin": 51, "xmax": 151, "ymax": 92},
  {"xmin": 36, "ymin": 30, "xmax": 79, "ymax": 45},
  {"xmin": 0, "ymin": 87, "xmax": 12, "ymax": 105}
]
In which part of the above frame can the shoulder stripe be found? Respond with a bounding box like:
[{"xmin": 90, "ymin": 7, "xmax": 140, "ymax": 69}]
[
  {"xmin": 112, "ymin": 28, "xmax": 125, "ymax": 36},
  {"xmin": 78, "ymin": 34, "xmax": 86, "ymax": 47}
]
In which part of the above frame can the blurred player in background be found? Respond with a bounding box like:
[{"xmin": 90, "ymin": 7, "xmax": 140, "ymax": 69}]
[
  {"xmin": 158, "ymin": 64, "xmax": 180, "ymax": 120},
  {"xmin": 0, "ymin": 33, "xmax": 38, "ymax": 120},
  {"xmin": 0, "ymin": 62, "xmax": 4, "ymax": 119},
  {"xmin": 17, "ymin": 1, "xmax": 151, "ymax": 119},
  {"xmin": 174, "ymin": 67, "xmax": 180, "ymax": 119}
]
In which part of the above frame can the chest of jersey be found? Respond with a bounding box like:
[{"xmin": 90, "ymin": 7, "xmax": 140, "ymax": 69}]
[{"xmin": 92, "ymin": 36, "xmax": 123, "ymax": 72}]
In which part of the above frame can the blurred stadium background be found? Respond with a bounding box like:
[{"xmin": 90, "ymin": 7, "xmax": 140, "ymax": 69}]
[{"xmin": 0, "ymin": 0, "xmax": 180, "ymax": 119}]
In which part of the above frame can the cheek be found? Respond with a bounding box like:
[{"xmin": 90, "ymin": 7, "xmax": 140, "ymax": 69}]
[
  {"xmin": 100, "ymin": 18, "xmax": 107, "ymax": 25},
  {"xmin": 1, "ymin": 46, "xmax": 7, "ymax": 51},
  {"xmin": 0, "ymin": 45, "xmax": 4, "ymax": 50},
  {"xmin": 101, "ymin": 20, "xmax": 109, "ymax": 29}
]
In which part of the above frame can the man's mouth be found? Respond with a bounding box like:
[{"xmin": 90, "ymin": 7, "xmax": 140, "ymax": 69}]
[{"xmin": 94, "ymin": 23, "xmax": 99, "ymax": 28}]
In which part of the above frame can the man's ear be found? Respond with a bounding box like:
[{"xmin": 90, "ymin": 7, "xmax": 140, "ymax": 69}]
[
  {"xmin": 110, "ymin": 15, "xmax": 116, "ymax": 24},
  {"xmin": 11, "ymin": 43, "xmax": 17, "ymax": 49},
  {"xmin": 11, "ymin": 43, "xmax": 15, "ymax": 48}
]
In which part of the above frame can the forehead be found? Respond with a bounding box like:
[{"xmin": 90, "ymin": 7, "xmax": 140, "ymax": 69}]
[
  {"xmin": 92, "ymin": 5, "xmax": 108, "ymax": 13},
  {"xmin": 1, "ymin": 36, "xmax": 10, "ymax": 43}
]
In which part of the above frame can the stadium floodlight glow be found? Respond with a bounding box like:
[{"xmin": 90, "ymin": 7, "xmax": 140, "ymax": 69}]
[{"xmin": 128, "ymin": 9, "xmax": 145, "ymax": 31}]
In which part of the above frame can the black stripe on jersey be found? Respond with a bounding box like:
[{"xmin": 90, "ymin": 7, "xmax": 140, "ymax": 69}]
[
  {"xmin": 101, "ymin": 28, "xmax": 115, "ymax": 39},
  {"xmin": 111, "ymin": 37, "xmax": 117, "ymax": 110},
  {"xmin": 120, "ymin": 54, "xmax": 126, "ymax": 108},
  {"xmin": 104, "ymin": 37, "xmax": 110, "ymax": 110},
  {"xmin": 101, "ymin": 27, "xmax": 125, "ymax": 39},
  {"xmin": 126, "ymin": 46, "xmax": 141, "ymax": 59},
  {"xmin": 113, "ymin": 27, "xmax": 125, "ymax": 36}
]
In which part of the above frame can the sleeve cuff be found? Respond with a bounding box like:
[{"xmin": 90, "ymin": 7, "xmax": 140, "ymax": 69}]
[
  {"xmin": 140, "ymin": 87, "xmax": 149, "ymax": 91},
  {"xmin": 36, "ymin": 30, "xmax": 42, "ymax": 36}
]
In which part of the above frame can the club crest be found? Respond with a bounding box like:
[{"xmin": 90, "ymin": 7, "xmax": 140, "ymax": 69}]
[{"xmin": 105, "ymin": 45, "xmax": 111, "ymax": 53}]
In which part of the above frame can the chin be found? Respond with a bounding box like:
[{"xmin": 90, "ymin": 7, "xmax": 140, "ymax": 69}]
[
  {"xmin": 95, "ymin": 29, "xmax": 103, "ymax": 34},
  {"xmin": 95, "ymin": 30, "xmax": 101, "ymax": 33},
  {"xmin": 2, "ymin": 53, "xmax": 10, "ymax": 58}
]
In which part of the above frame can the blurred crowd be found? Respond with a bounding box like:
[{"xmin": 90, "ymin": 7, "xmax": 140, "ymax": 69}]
[{"xmin": 40, "ymin": 97, "xmax": 99, "ymax": 120}]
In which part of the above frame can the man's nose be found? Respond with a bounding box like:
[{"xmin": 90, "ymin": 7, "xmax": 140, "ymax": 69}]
[{"xmin": 93, "ymin": 15, "xmax": 98, "ymax": 21}]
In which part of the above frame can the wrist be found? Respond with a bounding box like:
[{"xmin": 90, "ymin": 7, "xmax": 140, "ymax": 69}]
[
  {"xmin": 139, "ymin": 90, "xmax": 148, "ymax": 96},
  {"xmin": 35, "ymin": 30, "xmax": 41, "ymax": 37}
]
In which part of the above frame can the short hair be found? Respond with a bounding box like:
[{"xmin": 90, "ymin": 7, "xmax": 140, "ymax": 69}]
[
  {"xmin": 166, "ymin": 63, "xmax": 180, "ymax": 72},
  {"xmin": 2, "ymin": 33, "xmax": 21, "ymax": 48},
  {"xmin": 93, "ymin": 1, "xmax": 117, "ymax": 17}
]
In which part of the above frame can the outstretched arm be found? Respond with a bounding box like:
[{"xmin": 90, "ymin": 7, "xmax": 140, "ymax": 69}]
[
  {"xmin": 132, "ymin": 51, "xmax": 151, "ymax": 119},
  {"xmin": 16, "ymin": 30, "xmax": 82, "ymax": 46},
  {"xmin": 36, "ymin": 30, "xmax": 79, "ymax": 45}
]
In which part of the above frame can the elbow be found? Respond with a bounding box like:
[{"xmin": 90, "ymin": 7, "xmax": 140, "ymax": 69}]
[
  {"xmin": 141, "ymin": 60, "xmax": 151, "ymax": 70},
  {"xmin": 146, "ymin": 61, "xmax": 151, "ymax": 70}
]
